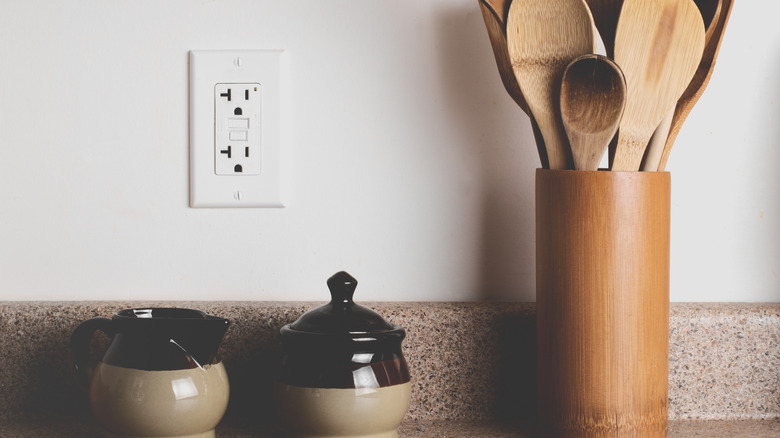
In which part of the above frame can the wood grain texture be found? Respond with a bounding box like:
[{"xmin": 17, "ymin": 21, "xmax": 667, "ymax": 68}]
[
  {"xmin": 641, "ymin": 0, "xmax": 722, "ymax": 172},
  {"xmin": 478, "ymin": 1, "xmax": 549, "ymax": 169},
  {"xmin": 560, "ymin": 55, "xmax": 626, "ymax": 171},
  {"xmin": 584, "ymin": 0, "xmax": 624, "ymax": 58},
  {"xmin": 612, "ymin": 0, "xmax": 705, "ymax": 171},
  {"xmin": 657, "ymin": 0, "xmax": 733, "ymax": 171},
  {"xmin": 536, "ymin": 169, "xmax": 671, "ymax": 437},
  {"xmin": 507, "ymin": 0, "xmax": 596, "ymax": 170}
]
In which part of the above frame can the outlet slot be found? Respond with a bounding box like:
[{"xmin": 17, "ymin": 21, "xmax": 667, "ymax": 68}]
[{"xmin": 234, "ymin": 107, "xmax": 242, "ymax": 115}]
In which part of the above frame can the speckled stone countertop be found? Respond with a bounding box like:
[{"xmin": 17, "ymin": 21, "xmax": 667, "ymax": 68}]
[
  {"xmin": 0, "ymin": 302, "xmax": 777, "ymax": 435},
  {"xmin": 1, "ymin": 417, "xmax": 779, "ymax": 437}
]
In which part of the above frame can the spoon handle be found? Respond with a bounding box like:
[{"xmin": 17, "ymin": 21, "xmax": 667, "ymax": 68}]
[{"xmin": 537, "ymin": 109, "xmax": 573, "ymax": 170}]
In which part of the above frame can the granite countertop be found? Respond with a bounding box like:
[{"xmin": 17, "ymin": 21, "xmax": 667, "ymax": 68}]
[
  {"xmin": 2, "ymin": 417, "xmax": 779, "ymax": 437},
  {"xmin": 0, "ymin": 302, "xmax": 777, "ymax": 436}
]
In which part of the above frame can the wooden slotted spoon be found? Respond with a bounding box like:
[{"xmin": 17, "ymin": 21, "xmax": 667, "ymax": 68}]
[
  {"xmin": 507, "ymin": 0, "xmax": 596, "ymax": 170},
  {"xmin": 611, "ymin": 0, "xmax": 705, "ymax": 171}
]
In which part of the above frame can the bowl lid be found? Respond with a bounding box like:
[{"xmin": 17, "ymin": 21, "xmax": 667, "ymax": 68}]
[{"xmin": 281, "ymin": 271, "xmax": 405, "ymax": 343}]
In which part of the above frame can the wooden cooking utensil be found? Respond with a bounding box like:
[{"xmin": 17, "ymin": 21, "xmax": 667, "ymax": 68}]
[
  {"xmin": 479, "ymin": 1, "xmax": 528, "ymax": 114},
  {"xmin": 656, "ymin": 0, "xmax": 733, "ymax": 171},
  {"xmin": 694, "ymin": 0, "xmax": 723, "ymax": 35},
  {"xmin": 478, "ymin": 1, "xmax": 549, "ymax": 169},
  {"xmin": 590, "ymin": 0, "xmax": 625, "ymax": 167},
  {"xmin": 507, "ymin": 0, "xmax": 596, "ymax": 170},
  {"xmin": 482, "ymin": 0, "xmax": 510, "ymax": 24},
  {"xmin": 560, "ymin": 54, "xmax": 626, "ymax": 171},
  {"xmin": 584, "ymin": 0, "xmax": 624, "ymax": 58},
  {"xmin": 641, "ymin": 0, "xmax": 723, "ymax": 171},
  {"xmin": 611, "ymin": 0, "xmax": 705, "ymax": 171}
]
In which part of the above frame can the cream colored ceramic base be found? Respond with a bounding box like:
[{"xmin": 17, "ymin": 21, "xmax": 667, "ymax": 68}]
[
  {"xmin": 90, "ymin": 362, "xmax": 229, "ymax": 438},
  {"xmin": 274, "ymin": 382, "xmax": 411, "ymax": 438}
]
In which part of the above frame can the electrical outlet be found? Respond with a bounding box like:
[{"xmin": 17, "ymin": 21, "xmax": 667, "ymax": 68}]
[
  {"xmin": 189, "ymin": 50, "xmax": 287, "ymax": 207},
  {"xmin": 215, "ymin": 83, "xmax": 261, "ymax": 175}
]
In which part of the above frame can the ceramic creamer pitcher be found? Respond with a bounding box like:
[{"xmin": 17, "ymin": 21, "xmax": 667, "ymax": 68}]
[{"xmin": 69, "ymin": 308, "xmax": 230, "ymax": 438}]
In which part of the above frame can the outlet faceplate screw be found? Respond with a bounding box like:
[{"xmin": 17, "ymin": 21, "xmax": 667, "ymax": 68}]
[
  {"xmin": 234, "ymin": 191, "xmax": 243, "ymax": 201},
  {"xmin": 234, "ymin": 57, "xmax": 243, "ymax": 67}
]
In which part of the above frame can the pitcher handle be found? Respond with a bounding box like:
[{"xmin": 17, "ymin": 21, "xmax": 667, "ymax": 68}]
[{"xmin": 69, "ymin": 317, "xmax": 114, "ymax": 389}]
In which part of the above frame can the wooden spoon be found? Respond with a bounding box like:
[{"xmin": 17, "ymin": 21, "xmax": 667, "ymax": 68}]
[
  {"xmin": 478, "ymin": 0, "xmax": 549, "ymax": 168},
  {"xmin": 611, "ymin": 0, "xmax": 705, "ymax": 171},
  {"xmin": 560, "ymin": 55, "xmax": 626, "ymax": 171},
  {"xmin": 507, "ymin": 0, "xmax": 596, "ymax": 170},
  {"xmin": 584, "ymin": 0, "xmax": 624, "ymax": 58},
  {"xmin": 656, "ymin": 0, "xmax": 733, "ymax": 170},
  {"xmin": 641, "ymin": 0, "xmax": 723, "ymax": 171}
]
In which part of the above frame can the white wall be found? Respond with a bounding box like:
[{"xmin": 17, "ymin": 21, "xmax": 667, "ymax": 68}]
[{"xmin": 0, "ymin": 0, "xmax": 776, "ymax": 302}]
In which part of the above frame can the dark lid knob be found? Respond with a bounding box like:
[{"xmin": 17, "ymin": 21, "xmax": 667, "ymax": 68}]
[
  {"xmin": 327, "ymin": 271, "xmax": 357, "ymax": 304},
  {"xmin": 282, "ymin": 271, "xmax": 404, "ymax": 344}
]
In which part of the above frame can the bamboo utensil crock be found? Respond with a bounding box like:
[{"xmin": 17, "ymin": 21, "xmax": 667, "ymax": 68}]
[{"xmin": 536, "ymin": 169, "xmax": 671, "ymax": 437}]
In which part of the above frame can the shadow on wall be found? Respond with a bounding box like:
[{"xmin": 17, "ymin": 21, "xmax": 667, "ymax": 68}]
[
  {"xmin": 434, "ymin": 4, "xmax": 539, "ymax": 301},
  {"xmin": 764, "ymin": 51, "xmax": 780, "ymax": 301}
]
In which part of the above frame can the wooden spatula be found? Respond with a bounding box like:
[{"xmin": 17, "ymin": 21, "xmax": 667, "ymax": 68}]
[
  {"xmin": 656, "ymin": 0, "xmax": 733, "ymax": 171},
  {"xmin": 507, "ymin": 0, "xmax": 596, "ymax": 170},
  {"xmin": 611, "ymin": 0, "xmax": 705, "ymax": 171},
  {"xmin": 641, "ymin": 0, "xmax": 722, "ymax": 171}
]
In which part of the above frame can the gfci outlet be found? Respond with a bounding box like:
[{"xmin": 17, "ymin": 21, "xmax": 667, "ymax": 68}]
[
  {"xmin": 189, "ymin": 50, "xmax": 288, "ymax": 207},
  {"xmin": 215, "ymin": 83, "xmax": 261, "ymax": 175}
]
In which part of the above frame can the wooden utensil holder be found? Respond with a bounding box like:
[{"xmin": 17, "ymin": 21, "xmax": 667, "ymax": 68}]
[{"xmin": 536, "ymin": 169, "xmax": 670, "ymax": 437}]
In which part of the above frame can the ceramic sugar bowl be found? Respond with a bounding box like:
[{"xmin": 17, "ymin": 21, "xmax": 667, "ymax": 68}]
[
  {"xmin": 69, "ymin": 308, "xmax": 230, "ymax": 438},
  {"xmin": 274, "ymin": 271, "xmax": 411, "ymax": 438}
]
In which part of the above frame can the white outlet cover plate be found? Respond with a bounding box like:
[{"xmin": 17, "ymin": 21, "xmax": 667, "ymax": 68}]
[{"xmin": 189, "ymin": 50, "xmax": 288, "ymax": 207}]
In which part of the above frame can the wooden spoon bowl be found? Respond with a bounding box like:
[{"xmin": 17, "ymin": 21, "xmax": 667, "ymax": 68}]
[{"xmin": 561, "ymin": 54, "xmax": 627, "ymax": 171}]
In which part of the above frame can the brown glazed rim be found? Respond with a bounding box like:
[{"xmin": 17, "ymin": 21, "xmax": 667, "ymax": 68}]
[{"xmin": 280, "ymin": 323, "xmax": 405, "ymax": 348}]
